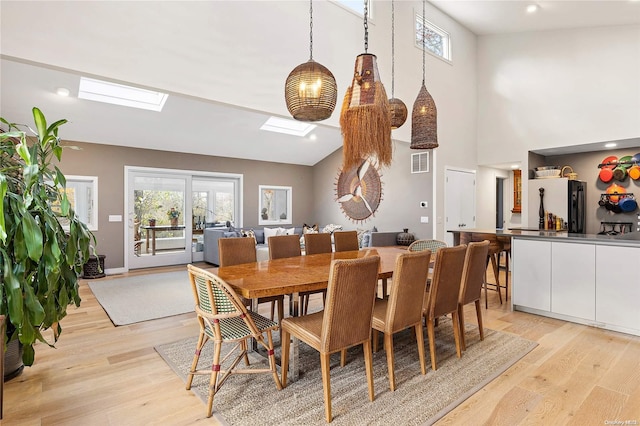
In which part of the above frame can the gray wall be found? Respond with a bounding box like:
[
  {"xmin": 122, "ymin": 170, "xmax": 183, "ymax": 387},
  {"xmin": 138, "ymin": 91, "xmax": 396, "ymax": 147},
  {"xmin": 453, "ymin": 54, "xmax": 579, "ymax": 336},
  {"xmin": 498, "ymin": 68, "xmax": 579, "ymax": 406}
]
[
  {"xmin": 312, "ymin": 140, "xmax": 435, "ymax": 238},
  {"xmin": 527, "ymin": 148, "xmax": 640, "ymax": 234},
  {"xmin": 57, "ymin": 142, "xmax": 314, "ymax": 269}
]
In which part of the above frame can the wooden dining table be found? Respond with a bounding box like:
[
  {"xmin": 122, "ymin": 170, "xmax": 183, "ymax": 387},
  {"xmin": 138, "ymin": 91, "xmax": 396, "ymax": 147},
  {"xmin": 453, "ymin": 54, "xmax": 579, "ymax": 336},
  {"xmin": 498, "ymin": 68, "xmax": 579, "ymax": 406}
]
[{"xmin": 207, "ymin": 246, "xmax": 408, "ymax": 380}]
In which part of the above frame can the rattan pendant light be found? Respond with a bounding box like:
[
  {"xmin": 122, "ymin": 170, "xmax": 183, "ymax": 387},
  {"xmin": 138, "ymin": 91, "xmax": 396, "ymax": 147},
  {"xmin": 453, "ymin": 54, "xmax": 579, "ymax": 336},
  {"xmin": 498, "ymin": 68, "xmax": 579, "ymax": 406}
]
[
  {"xmin": 285, "ymin": 0, "xmax": 337, "ymax": 122},
  {"xmin": 388, "ymin": 0, "xmax": 407, "ymax": 130},
  {"xmin": 411, "ymin": 0, "xmax": 438, "ymax": 149},
  {"xmin": 340, "ymin": 0, "xmax": 392, "ymax": 170}
]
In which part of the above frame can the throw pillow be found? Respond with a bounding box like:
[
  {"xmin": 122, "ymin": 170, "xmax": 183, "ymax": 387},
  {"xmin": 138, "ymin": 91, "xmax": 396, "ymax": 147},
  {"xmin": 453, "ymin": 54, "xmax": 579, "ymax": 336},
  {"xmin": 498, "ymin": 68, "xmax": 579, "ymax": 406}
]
[
  {"xmin": 285, "ymin": 227, "xmax": 296, "ymax": 236},
  {"xmin": 242, "ymin": 229, "xmax": 257, "ymax": 245},
  {"xmin": 322, "ymin": 224, "xmax": 343, "ymax": 234},
  {"xmin": 303, "ymin": 223, "xmax": 319, "ymax": 233},
  {"xmin": 275, "ymin": 227, "xmax": 288, "ymax": 236},
  {"xmin": 361, "ymin": 231, "xmax": 372, "ymax": 248},
  {"xmin": 264, "ymin": 227, "xmax": 279, "ymax": 240}
]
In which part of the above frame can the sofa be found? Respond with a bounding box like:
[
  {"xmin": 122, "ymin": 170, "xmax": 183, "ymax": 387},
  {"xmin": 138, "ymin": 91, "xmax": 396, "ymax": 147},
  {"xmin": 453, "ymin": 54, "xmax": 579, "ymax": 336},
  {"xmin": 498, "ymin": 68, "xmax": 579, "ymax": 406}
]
[{"xmin": 203, "ymin": 225, "xmax": 402, "ymax": 266}]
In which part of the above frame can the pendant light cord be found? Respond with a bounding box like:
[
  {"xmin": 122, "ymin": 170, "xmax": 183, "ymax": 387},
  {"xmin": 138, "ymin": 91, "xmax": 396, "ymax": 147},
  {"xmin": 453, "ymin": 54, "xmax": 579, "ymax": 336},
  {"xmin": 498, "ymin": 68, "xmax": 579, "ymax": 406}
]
[
  {"xmin": 422, "ymin": 0, "xmax": 426, "ymax": 85},
  {"xmin": 391, "ymin": 0, "xmax": 395, "ymax": 97},
  {"xmin": 309, "ymin": 0, "xmax": 314, "ymax": 61},
  {"xmin": 364, "ymin": 0, "xmax": 369, "ymax": 53}
]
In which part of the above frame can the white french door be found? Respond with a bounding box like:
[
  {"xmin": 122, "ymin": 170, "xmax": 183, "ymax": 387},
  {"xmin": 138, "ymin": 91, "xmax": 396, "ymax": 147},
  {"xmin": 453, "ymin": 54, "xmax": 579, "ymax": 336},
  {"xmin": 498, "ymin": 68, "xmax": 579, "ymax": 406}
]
[{"xmin": 127, "ymin": 170, "xmax": 191, "ymax": 269}]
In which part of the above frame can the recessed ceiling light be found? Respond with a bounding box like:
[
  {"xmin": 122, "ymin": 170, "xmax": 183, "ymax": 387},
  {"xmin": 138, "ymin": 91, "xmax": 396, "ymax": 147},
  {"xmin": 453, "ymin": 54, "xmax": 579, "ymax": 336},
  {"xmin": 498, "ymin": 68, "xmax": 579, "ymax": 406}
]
[
  {"xmin": 526, "ymin": 4, "xmax": 539, "ymax": 13},
  {"xmin": 56, "ymin": 87, "xmax": 70, "ymax": 97},
  {"xmin": 605, "ymin": 142, "xmax": 617, "ymax": 148},
  {"xmin": 309, "ymin": 134, "xmax": 317, "ymax": 141},
  {"xmin": 260, "ymin": 117, "xmax": 316, "ymax": 137},
  {"xmin": 78, "ymin": 77, "xmax": 168, "ymax": 112}
]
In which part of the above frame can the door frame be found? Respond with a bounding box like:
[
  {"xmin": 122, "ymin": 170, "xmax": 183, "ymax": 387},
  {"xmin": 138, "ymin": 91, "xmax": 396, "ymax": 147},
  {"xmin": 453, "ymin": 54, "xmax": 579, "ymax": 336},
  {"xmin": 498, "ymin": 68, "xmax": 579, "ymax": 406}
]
[{"xmin": 124, "ymin": 166, "xmax": 243, "ymax": 272}]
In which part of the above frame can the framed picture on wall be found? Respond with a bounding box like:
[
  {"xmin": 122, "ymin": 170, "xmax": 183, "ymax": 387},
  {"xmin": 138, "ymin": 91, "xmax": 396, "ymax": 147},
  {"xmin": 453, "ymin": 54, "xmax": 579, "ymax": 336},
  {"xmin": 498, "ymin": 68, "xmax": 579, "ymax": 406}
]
[{"xmin": 259, "ymin": 185, "xmax": 292, "ymax": 225}]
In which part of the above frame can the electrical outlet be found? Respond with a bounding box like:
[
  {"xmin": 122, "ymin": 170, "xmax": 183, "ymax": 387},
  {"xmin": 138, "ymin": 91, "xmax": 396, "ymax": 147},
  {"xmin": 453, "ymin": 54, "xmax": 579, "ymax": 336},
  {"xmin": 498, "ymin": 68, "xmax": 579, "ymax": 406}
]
[{"xmin": 420, "ymin": 216, "xmax": 429, "ymax": 223}]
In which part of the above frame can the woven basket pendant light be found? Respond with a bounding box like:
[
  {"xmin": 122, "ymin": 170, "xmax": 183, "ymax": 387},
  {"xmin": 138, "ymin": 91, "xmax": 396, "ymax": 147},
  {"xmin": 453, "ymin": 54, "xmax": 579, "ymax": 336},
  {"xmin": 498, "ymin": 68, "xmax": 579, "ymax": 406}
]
[
  {"xmin": 388, "ymin": 0, "xmax": 407, "ymax": 130},
  {"xmin": 285, "ymin": 0, "xmax": 337, "ymax": 122},
  {"xmin": 340, "ymin": 0, "xmax": 392, "ymax": 170},
  {"xmin": 411, "ymin": 0, "xmax": 438, "ymax": 149}
]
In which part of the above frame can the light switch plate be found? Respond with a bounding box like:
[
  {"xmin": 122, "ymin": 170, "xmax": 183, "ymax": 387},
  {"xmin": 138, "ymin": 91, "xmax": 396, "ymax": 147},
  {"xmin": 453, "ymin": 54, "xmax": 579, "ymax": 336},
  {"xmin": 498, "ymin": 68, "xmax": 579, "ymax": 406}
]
[
  {"xmin": 420, "ymin": 216, "xmax": 429, "ymax": 223},
  {"xmin": 108, "ymin": 215, "xmax": 122, "ymax": 222}
]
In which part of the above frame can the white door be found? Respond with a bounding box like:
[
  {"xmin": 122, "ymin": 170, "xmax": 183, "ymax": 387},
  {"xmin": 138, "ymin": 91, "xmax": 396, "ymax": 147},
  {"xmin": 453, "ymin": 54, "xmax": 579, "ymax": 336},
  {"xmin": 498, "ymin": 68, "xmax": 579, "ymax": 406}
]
[
  {"xmin": 444, "ymin": 168, "xmax": 476, "ymax": 246},
  {"xmin": 127, "ymin": 170, "xmax": 192, "ymax": 269}
]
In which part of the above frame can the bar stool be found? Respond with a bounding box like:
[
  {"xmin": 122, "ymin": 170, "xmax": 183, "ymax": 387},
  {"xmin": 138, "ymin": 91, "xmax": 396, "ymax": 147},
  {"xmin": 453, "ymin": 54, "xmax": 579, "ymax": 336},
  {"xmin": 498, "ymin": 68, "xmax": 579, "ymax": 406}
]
[
  {"xmin": 466, "ymin": 233, "xmax": 504, "ymax": 308},
  {"xmin": 497, "ymin": 238, "xmax": 511, "ymax": 301}
]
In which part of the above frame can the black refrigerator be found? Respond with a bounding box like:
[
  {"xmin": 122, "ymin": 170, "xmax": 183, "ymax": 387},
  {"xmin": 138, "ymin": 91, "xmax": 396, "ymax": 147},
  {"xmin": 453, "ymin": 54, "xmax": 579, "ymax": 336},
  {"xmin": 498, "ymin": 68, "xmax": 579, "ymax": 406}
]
[{"xmin": 568, "ymin": 180, "xmax": 586, "ymax": 233}]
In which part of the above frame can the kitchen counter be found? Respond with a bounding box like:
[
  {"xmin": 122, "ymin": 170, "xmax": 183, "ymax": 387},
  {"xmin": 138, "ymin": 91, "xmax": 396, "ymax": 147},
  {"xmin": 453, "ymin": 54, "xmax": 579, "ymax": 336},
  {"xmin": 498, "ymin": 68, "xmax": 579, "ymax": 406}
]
[{"xmin": 448, "ymin": 228, "xmax": 640, "ymax": 247}]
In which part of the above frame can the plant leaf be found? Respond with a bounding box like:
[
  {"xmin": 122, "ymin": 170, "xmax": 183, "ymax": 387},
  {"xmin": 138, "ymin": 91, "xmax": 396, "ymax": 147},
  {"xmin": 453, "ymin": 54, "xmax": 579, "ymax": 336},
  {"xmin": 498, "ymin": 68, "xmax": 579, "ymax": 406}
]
[
  {"xmin": 32, "ymin": 107, "xmax": 47, "ymax": 143},
  {"xmin": 21, "ymin": 212, "xmax": 43, "ymax": 261},
  {"xmin": 0, "ymin": 176, "xmax": 7, "ymax": 242}
]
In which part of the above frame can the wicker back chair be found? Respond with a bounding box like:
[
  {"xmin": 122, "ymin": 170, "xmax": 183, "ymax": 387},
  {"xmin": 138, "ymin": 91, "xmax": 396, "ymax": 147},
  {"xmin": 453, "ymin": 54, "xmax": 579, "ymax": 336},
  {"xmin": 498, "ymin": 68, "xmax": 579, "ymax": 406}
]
[
  {"xmin": 458, "ymin": 240, "xmax": 490, "ymax": 351},
  {"xmin": 280, "ymin": 255, "xmax": 381, "ymax": 422},
  {"xmin": 408, "ymin": 239, "xmax": 447, "ymax": 254},
  {"xmin": 218, "ymin": 238, "xmax": 284, "ymax": 323},
  {"xmin": 300, "ymin": 233, "xmax": 332, "ymax": 314},
  {"xmin": 372, "ymin": 250, "xmax": 432, "ymax": 391},
  {"xmin": 304, "ymin": 232, "xmax": 332, "ymax": 255},
  {"xmin": 333, "ymin": 230, "xmax": 360, "ymax": 252},
  {"xmin": 186, "ymin": 265, "xmax": 282, "ymax": 418},
  {"xmin": 423, "ymin": 244, "xmax": 467, "ymax": 371},
  {"xmin": 268, "ymin": 234, "xmax": 302, "ymax": 259}
]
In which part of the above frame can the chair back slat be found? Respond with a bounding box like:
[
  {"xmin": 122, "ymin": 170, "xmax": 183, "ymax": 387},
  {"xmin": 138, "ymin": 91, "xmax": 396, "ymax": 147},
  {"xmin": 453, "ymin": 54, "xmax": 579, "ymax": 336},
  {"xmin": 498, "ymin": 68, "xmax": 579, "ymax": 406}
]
[
  {"xmin": 333, "ymin": 230, "xmax": 360, "ymax": 252},
  {"xmin": 268, "ymin": 234, "xmax": 302, "ymax": 260},
  {"xmin": 427, "ymin": 245, "xmax": 467, "ymax": 319},
  {"xmin": 219, "ymin": 237, "xmax": 257, "ymax": 266},
  {"xmin": 386, "ymin": 250, "xmax": 432, "ymax": 332},
  {"xmin": 304, "ymin": 232, "xmax": 332, "ymax": 255},
  {"xmin": 460, "ymin": 240, "xmax": 490, "ymax": 304},
  {"xmin": 321, "ymin": 255, "xmax": 380, "ymax": 353}
]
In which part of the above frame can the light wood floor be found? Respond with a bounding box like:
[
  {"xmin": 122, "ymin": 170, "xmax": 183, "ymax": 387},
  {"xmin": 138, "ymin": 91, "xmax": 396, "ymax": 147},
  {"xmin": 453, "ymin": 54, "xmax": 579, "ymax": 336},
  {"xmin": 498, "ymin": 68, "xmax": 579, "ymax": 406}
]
[{"xmin": 3, "ymin": 264, "xmax": 639, "ymax": 425}]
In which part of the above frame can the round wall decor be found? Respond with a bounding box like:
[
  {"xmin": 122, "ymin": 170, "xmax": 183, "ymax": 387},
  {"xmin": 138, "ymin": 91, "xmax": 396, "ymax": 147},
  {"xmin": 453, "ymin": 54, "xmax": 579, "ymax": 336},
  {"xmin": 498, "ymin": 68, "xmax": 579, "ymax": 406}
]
[{"xmin": 335, "ymin": 160, "xmax": 382, "ymax": 222}]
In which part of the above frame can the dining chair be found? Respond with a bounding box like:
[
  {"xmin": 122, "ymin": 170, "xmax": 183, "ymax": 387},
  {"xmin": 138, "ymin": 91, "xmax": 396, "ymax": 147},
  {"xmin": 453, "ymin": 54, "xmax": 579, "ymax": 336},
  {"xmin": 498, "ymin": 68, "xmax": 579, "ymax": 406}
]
[
  {"xmin": 280, "ymin": 255, "xmax": 381, "ymax": 423},
  {"xmin": 371, "ymin": 250, "xmax": 431, "ymax": 391},
  {"xmin": 408, "ymin": 239, "xmax": 447, "ymax": 254},
  {"xmin": 423, "ymin": 244, "xmax": 467, "ymax": 371},
  {"xmin": 218, "ymin": 237, "xmax": 284, "ymax": 323},
  {"xmin": 186, "ymin": 265, "xmax": 282, "ymax": 418},
  {"xmin": 301, "ymin": 232, "xmax": 332, "ymax": 315},
  {"xmin": 333, "ymin": 230, "xmax": 360, "ymax": 252},
  {"xmin": 268, "ymin": 234, "xmax": 302, "ymax": 260},
  {"xmin": 457, "ymin": 240, "xmax": 490, "ymax": 351}
]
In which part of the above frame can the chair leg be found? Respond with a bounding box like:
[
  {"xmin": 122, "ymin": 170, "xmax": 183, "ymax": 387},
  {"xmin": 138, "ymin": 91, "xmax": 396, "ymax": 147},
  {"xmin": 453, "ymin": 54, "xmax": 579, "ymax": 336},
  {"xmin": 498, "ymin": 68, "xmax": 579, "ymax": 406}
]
[
  {"xmin": 281, "ymin": 329, "xmax": 290, "ymax": 387},
  {"xmin": 505, "ymin": 250, "xmax": 510, "ymax": 301},
  {"xmin": 277, "ymin": 297, "xmax": 284, "ymax": 323},
  {"xmin": 206, "ymin": 340, "xmax": 223, "ymax": 418},
  {"xmin": 383, "ymin": 333, "xmax": 396, "ymax": 391},
  {"xmin": 451, "ymin": 309, "xmax": 463, "ymax": 359},
  {"xmin": 340, "ymin": 349, "xmax": 347, "ymax": 367},
  {"xmin": 475, "ymin": 299, "xmax": 485, "ymax": 342},
  {"xmin": 426, "ymin": 318, "xmax": 437, "ymax": 371},
  {"xmin": 415, "ymin": 323, "xmax": 427, "ymax": 375},
  {"xmin": 265, "ymin": 330, "xmax": 282, "ymax": 390},
  {"xmin": 240, "ymin": 340, "xmax": 250, "ymax": 366},
  {"xmin": 363, "ymin": 340, "xmax": 375, "ymax": 402},
  {"xmin": 270, "ymin": 301, "xmax": 276, "ymax": 321},
  {"xmin": 186, "ymin": 332, "xmax": 206, "ymax": 389},
  {"xmin": 381, "ymin": 278, "xmax": 388, "ymax": 298},
  {"xmin": 490, "ymin": 254, "xmax": 503, "ymax": 305},
  {"xmin": 320, "ymin": 352, "xmax": 333, "ymax": 423},
  {"xmin": 373, "ymin": 329, "xmax": 380, "ymax": 352},
  {"xmin": 458, "ymin": 304, "xmax": 467, "ymax": 352}
]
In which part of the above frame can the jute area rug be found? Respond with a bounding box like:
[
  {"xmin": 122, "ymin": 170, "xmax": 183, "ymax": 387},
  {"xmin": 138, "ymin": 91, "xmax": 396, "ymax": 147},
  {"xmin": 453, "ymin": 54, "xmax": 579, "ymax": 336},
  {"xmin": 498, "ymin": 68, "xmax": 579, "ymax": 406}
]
[
  {"xmin": 155, "ymin": 317, "xmax": 537, "ymax": 425},
  {"xmin": 87, "ymin": 271, "xmax": 193, "ymax": 326}
]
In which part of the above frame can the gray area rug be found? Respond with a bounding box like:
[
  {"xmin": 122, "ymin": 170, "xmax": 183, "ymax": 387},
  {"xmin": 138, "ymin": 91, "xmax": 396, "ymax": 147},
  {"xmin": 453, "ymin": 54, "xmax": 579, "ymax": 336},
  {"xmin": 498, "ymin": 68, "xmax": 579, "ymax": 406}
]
[
  {"xmin": 88, "ymin": 271, "xmax": 193, "ymax": 326},
  {"xmin": 155, "ymin": 318, "xmax": 537, "ymax": 425}
]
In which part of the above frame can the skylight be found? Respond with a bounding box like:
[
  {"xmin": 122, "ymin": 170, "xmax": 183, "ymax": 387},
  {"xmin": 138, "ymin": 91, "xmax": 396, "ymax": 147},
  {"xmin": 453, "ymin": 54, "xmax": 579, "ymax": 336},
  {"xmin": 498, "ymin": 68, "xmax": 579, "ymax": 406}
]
[
  {"xmin": 260, "ymin": 117, "xmax": 316, "ymax": 137},
  {"xmin": 78, "ymin": 77, "xmax": 168, "ymax": 112}
]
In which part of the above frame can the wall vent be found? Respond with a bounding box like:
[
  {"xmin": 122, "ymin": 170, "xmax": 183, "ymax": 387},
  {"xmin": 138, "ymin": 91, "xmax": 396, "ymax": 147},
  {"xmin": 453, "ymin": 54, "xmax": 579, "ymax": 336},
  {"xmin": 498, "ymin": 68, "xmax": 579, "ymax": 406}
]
[{"xmin": 411, "ymin": 152, "xmax": 429, "ymax": 174}]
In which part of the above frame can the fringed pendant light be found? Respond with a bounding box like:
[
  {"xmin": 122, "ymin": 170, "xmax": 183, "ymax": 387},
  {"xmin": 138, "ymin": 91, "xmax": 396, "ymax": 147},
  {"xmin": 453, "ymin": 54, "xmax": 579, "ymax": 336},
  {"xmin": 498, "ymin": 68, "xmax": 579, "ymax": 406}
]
[
  {"xmin": 411, "ymin": 0, "xmax": 438, "ymax": 149},
  {"xmin": 339, "ymin": 0, "xmax": 392, "ymax": 170},
  {"xmin": 388, "ymin": 0, "xmax": 407, "ymax": 130},
  {"xmin": 285, "ymin": 0, "xmax": 337, "ymax": 122}
]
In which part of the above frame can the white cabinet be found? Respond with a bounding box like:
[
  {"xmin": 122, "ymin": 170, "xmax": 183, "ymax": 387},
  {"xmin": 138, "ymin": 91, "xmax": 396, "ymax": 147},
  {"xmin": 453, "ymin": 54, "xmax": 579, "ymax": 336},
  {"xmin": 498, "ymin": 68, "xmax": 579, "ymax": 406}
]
[
  {"xmin": 551, "ymin": 242, "xmax": 595, "ymax": 320},
  {"xmin": 513, "ymin": 239, "xmax": 551, "ymax": 311},
  {"xmin": 595, "ymin": 245, "xmax": 640, "ymax": 333}
]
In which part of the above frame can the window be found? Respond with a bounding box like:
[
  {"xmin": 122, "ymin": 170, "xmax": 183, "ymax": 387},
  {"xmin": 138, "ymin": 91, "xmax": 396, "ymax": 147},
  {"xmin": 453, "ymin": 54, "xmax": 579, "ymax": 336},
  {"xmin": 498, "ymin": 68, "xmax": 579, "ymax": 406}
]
[
  {"xmin": 331, "ymin": 0, "xmax": 372, "ymax": 18},
  {"xmin": 415, "ymin": 13, "xmax": 451, "ymax": 62}
]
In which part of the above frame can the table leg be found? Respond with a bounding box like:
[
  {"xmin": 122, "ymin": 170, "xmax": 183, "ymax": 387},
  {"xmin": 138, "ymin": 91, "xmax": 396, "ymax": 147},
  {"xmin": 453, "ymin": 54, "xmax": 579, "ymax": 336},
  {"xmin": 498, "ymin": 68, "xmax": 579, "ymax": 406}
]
[
  {"xmin": 288, "ymin": 291, "xmax": 300, "ymax": 317},
  {"xmin": 145, "ymin": 230, "xmax": 150, "ymax": 253},
  {"xmin": 151, "ymin": 229, "xmax": 156, "ymax": 255}
]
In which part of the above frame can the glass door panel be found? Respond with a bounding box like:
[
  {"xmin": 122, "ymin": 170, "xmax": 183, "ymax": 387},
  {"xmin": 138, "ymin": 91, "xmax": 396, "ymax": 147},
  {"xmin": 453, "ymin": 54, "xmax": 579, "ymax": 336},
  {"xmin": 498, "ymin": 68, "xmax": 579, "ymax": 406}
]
[{"xmin": 129, "ymin": 172, "xmax": 191, "ymax": 269}]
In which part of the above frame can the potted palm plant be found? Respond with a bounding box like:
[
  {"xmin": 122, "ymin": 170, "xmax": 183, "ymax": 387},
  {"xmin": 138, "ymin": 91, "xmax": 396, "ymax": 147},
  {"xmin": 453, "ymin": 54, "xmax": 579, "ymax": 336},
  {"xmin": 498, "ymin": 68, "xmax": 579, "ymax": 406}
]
[{"xmin": 1, "ymin": 107, "xmax": 95, "ymax": 375}]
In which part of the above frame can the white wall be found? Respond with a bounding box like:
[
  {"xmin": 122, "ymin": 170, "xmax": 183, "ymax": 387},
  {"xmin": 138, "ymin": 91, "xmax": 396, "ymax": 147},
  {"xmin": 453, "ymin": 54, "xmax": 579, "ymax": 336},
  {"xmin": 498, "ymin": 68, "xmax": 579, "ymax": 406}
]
[{"xmin": 477, "ymin": 24, "xmax": 640, "ymax": 167}]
